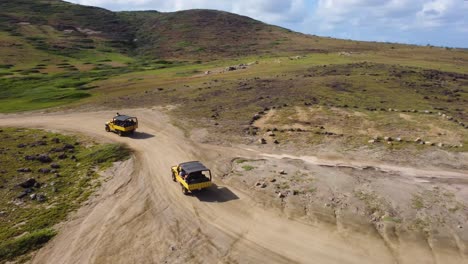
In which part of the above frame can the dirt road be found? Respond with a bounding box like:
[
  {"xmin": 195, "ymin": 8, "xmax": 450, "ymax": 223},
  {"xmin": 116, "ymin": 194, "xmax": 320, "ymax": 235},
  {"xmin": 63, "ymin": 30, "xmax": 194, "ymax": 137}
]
[{"xmin": 1, "ymin": 108, "xmax": 465, "ymax": 263}]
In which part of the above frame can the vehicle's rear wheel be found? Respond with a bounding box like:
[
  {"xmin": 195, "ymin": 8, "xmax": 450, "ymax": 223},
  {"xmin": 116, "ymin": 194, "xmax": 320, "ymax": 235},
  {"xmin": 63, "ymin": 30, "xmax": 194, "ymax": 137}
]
[
  {"xmin": 172, "ymin": 171, "xmax": 176, "ymax": 182},
  {"xmin": 181, "ymin": 185, "xmax": 188, "ymax": 195},
  {"xmin": 105, "ymin": 126, "xmax": 110, "ymax": 132},
  {"xmin": 117, "ymin": 130, "xmax": 122, "ymax": 136}
]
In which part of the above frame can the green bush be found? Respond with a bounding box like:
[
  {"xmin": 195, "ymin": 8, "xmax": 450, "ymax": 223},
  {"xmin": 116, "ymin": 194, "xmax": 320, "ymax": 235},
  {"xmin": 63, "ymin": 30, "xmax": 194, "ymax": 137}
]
[{"xmin": 0, "ymin": 229, "xmax": 56, "ymax": 261}]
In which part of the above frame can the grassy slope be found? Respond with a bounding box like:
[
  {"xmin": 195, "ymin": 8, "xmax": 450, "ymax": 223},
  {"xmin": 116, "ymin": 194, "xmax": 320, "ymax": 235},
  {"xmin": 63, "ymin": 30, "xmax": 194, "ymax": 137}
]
[
  {"xmin": 0, "ymin": 0, "xmax": 467, "ymax": 140},
  {"xmin": 0, "ymin": 128, "xmax": 130, "ymax": 262}
]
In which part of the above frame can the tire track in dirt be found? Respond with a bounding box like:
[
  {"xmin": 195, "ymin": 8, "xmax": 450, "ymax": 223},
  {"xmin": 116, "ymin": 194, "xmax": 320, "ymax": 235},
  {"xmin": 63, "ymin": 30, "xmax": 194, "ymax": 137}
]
[{"xmin": 1, "ymin": 108, "xmax": 458, "ymax": 263}]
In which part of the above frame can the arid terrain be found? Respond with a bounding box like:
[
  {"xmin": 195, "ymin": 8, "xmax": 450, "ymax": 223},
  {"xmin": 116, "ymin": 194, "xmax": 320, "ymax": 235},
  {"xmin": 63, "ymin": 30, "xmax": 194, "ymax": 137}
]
[
  {"xmin": 1, "ymin": 1, "xmax": 467, "ymax": 263},
  {"xmin": 1, "ymin": 108, "xmax": 467, "ymax": 263}
]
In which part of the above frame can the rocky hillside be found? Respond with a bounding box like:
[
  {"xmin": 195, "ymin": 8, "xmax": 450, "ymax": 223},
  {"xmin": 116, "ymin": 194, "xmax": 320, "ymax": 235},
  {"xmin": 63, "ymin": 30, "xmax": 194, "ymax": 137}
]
[{"xmin": 0, "ymin": 0, "xmax": 381, "ymax": 61}]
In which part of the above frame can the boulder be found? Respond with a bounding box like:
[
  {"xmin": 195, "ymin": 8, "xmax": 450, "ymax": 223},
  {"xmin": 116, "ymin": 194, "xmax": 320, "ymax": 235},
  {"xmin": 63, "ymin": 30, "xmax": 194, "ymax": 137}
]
[
  {"xmin": 58, "ymin": 153, "xmax": 68, "ymax": 159},
  {"xmin": 30, "ymin": 193, "xmax": 37, "ymax": 200},
  {"xmin": 278, "ymin": 192, "xmax": 285, "ymax": 198},
  {"xmin": 258, "ymin": 138, "xmax": 267, "ymax": 144},
  {"xmin": 37, "ymin": 154, "xmax": 52, "ymax": 163},
  {"xmin": 19, "ymin": 178, "xmax": 36, "ymax": 188},
  {"xmin": 63, "ymin": 143, "xmax": 75, "ymax": 150},
  {"xmin": 50, "ymin": 163, "xmax": 60, "ymax": 169},
  {"xmin": 24, "ymin": 155, "xmax": 36, "ymax": 161}
]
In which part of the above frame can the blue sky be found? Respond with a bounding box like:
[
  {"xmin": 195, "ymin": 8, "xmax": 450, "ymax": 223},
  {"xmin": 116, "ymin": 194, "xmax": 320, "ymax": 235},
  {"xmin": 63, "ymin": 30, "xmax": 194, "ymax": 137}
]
[{"xmin": 67, "ymin": 0, "xmax": 468, "ymax": 48}]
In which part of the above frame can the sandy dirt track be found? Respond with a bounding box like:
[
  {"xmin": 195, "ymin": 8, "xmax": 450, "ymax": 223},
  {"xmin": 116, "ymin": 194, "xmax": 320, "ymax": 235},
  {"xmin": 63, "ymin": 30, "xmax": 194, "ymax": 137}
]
[{"xmin": 0, "ymin": 108, "xmax": 465, "ymax": 264}]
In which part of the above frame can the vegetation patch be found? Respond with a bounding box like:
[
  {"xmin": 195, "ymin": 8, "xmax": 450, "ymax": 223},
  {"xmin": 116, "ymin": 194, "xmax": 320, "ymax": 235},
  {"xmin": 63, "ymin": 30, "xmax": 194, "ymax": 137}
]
[{"xmin": 0, "ymin": 128, "xmax": 130, "ymax": 262}]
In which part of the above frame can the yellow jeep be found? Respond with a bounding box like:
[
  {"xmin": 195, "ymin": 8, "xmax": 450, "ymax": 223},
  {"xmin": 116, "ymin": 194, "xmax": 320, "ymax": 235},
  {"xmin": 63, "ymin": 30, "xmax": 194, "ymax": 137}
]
[
  {"xmin": 105, "ymin": 114, "xmax": 138, "ymax": 136},
  {"xmin": 171, "ymin": 161, "xmax": 212, "ymax": 195}
]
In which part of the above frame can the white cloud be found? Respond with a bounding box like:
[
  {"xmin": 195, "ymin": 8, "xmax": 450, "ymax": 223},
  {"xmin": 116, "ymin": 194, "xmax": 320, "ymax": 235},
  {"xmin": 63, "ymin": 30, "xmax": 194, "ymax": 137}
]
[{"xmin": 313, "ymin": 0, "xmax": 468, "ymax": 31}]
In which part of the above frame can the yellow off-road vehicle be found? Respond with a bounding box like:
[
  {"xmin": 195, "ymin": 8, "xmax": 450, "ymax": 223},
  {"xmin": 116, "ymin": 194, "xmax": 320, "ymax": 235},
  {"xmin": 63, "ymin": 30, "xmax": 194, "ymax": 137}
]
[
  {"xmin": 105, "ymin": 114, "xmax": 138, "ymax": 136},
  {"xmin": 171, "ymin": 161, "xmax": 212, "ymax": 195}
]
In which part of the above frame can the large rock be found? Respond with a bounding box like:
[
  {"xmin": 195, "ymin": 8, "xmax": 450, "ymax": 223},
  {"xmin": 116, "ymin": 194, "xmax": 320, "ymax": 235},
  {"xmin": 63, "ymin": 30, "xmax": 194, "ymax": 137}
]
[
  {"xmin": 63, "ymin": 143, "xmax": 75, "ymax": 150},
  {"xmin": 37, "ymin": 154, "xmax": 52, "ymax": 163},
  {"xmin": 19, "ymin": 178, "xmax": 36, "ymax": 188}
]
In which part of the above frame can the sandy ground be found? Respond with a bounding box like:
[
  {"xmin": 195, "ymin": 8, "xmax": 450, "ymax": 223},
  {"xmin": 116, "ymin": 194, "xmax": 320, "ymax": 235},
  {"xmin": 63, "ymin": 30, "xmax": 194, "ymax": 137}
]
[{"xmin": 0, "ymin": 108, "xmax": 467, "ymax": 264}]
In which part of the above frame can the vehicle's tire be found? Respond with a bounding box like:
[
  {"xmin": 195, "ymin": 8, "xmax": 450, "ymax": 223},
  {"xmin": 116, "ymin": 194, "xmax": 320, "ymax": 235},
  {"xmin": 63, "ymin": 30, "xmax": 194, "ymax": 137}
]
[
  {"xmin": 172, "ymin": 171, "xmax": 176, "ymax": 182},
  {"xmin": 130, "ymin": 130, "xmax": 135, "ymax": 135},
  {"xmin": 117, "ymin": 130, "xmax": 122, "ymax": 136},
  {"xmin": 105, "ymin": 126, "xmax": 110, "ymax": 132},
  {"xmin": 181, "ymin": 185, "xmax": 188, "ymax": 195}
]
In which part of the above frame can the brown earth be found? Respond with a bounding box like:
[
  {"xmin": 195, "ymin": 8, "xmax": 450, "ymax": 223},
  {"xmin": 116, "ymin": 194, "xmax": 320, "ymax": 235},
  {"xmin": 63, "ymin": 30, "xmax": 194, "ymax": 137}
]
[{"xmin": 0, "ymin": 108, "xmax": 467, "ymax": 263}]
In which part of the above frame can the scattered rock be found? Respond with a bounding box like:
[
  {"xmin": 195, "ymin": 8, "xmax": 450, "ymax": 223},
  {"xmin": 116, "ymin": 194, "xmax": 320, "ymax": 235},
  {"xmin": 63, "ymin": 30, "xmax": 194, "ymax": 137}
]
[
  {"xmin": 458, "ymin": 225, "xmax": 463, "ymax": 229},
  {"xmin": 24, "ymin": 155, "xmax": 36, "ymax": 161},
  {"xmin": 17, "ymin": 168, "xmax": 32, "ymax": 173},
  {"xmin": 395, "ymin": 137, "xmax": 402, "ymax": 142},
  {"xmin": 368, "ymin": 139, "xmax": 375, "ymax": 143},
  {"xmin": 437, "ymin": 143, "xmax": 444, "ymax": 147},
  {"xmin": 270, "ymin": 178, "xmax": 276, "ymax": 182},
  {"xmin": 414, "ymin": 138, "xmax": 422, "ymax": 143},
  {"xmin": 258, "ymin": 138, "xmax": 267, "ymax": 144},
  {"xmin": 273, "ymin": 140, "xmax": 279, "ymax": 144},
  {"xmin": 170, "ymin": 245, "xmax": 176, "ymax": 251},
  {"xmin": 30, "ymin": 193, "xmax": 37, "ymax": 200},
  {"xmin": 19, "ymin": 178, "xmax": 36, "ymax": 188},
  {"xmin": 384, "ymin": 136, "xmax": 393, "ymax": 142},
  {"xmin": 38, "ymin": 168, "xmax": 51, "ymax": 174},
  {"xmin": 17, "ymin": 191, "xmax": 28, "ymax": 199},
  {"xmin": 279, "ymin": 170, "xmax": 287, "ymax": 175},
  {"xmin": 17, "ymin": 143, "xmax": 27, "ymax": 148},
  {"xmin": 260, "ymin": 183, "xmax": 267, "ymax": 188},
  {"xmin": 52, "ymin": 138, "xmax": 60, "ymax": 143},
  {"xmin": 50, "ymin": 163, "xmax": 60, "ymax": 169},
  {"xmin": 278, "ymin": 192, "xmax": 285, "ymax": 198},
  {"xmin": 37, "ymin": 154, "xmax": 52, "ymax": 163},
  {"xmin": 63, "ymin": 143, "xmax": 75, "ymax": 150},
  {"xmin": 58, "ymin": 153, "xmax": 68, "ymax": 159},
  {"xmin": 36, "ymin": 194, "xmax": 46, "ymax": 202},
  {"xmin": 34, "ymin": 182, "xmax": 41, "ymax": 188}
]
